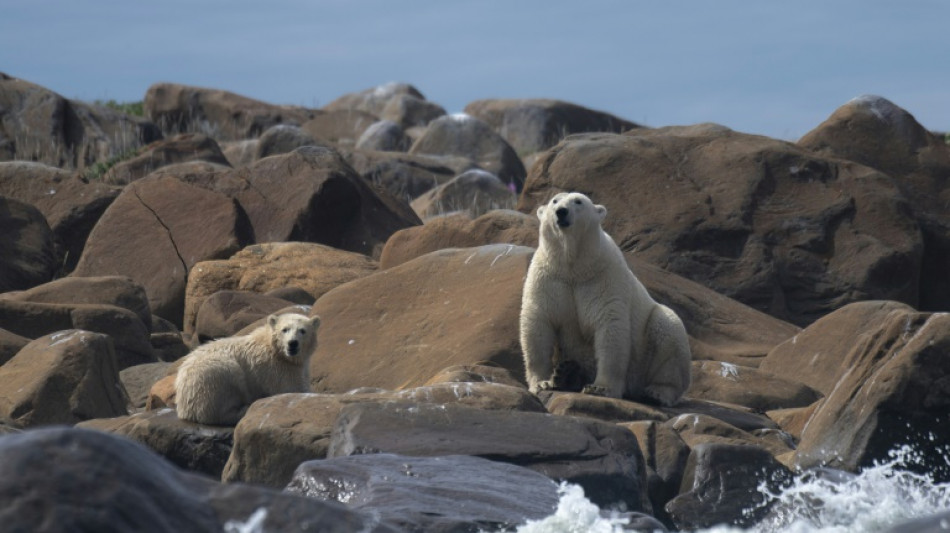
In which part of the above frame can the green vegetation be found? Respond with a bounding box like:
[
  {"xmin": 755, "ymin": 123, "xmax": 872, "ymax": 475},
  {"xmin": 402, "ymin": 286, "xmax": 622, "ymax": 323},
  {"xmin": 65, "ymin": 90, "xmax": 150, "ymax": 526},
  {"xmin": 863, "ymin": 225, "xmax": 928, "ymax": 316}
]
[
  {"xmin": 83, "ymin": 147, "xmax": 139, "ymax": 181},
  {"xmin": 95, "ymin": 99, "xmax": 145, "ymax": 117}
]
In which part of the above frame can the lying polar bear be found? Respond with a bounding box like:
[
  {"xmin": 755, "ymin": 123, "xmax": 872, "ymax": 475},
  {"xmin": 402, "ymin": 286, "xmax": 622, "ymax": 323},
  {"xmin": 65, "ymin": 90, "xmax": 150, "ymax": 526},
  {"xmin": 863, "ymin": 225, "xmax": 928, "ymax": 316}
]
[
  {"xmin": 519, "ymin": 191, "xmax": 691, "ymax": 406},
  {"xmin": 175, "ymin": 313, "xmax": 320, "ymax": 425}
]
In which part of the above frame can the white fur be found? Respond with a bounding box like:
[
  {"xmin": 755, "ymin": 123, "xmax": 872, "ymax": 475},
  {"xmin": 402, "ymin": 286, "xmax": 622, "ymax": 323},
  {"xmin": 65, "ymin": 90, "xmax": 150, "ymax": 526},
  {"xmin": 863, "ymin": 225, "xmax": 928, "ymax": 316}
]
[
  {"xmin": 175, "ymin": 313, "xmax": 320, "ymax": 425},
  {"xmin": 520, "ymin": 192, "xmax": 692, "ymax": 406}
]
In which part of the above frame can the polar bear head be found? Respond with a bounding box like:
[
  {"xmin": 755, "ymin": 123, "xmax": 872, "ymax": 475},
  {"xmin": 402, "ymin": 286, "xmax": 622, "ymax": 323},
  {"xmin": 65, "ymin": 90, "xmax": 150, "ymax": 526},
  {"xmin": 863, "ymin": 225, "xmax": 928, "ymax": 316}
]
[
  {"xmin": 537, "ymin": 192, "xmax": 607, "ymax": 241},
  {"xmin": 267, "ymin": 313, "xmax": 320, "ymax": 364}
]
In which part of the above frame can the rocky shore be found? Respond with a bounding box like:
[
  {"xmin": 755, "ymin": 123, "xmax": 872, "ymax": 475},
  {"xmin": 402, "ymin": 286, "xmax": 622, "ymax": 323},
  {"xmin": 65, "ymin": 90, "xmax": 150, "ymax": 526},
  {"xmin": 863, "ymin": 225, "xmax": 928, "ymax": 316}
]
[{"xmin": 1, "ymin": 72, "xmax": 949, "ymax": 531}]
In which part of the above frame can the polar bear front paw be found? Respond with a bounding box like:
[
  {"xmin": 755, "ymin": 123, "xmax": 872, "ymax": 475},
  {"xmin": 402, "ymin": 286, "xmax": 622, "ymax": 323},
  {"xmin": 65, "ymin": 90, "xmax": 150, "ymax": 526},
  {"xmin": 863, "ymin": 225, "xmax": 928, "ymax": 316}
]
[
  {"xmin": 581, "ymin": 384, "xmax": 610, "ymax": 397},
  {"xmin": 536, "ymin": 380, "xmax": 555, "ymax": 391}
]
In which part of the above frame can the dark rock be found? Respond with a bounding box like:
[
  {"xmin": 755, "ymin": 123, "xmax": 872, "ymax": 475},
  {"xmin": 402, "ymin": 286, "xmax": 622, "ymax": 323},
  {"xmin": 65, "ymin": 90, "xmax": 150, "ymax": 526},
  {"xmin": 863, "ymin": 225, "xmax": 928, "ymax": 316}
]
[
  {"xmin": 255, "ymin": 124, "xmax": 320, "ymax": 158},
  {"xmin": 2, "ymin": 275, "xmax": 152, "ymax": 329},
  {"xmin": 410, "ymin": 169, "xmax": 516, "ymax": 219},
  {"xmin": 288, "ymin": 453, "xmax": 559, "ymax": 533},
  {"xmin": 380, "ymin": 94, "xmax": 446, "ymax": 129},
  {"xmin": 0, "ymin": 196, "xmax": 58, "ymax": 292},
  {"xmin": 119, "ymin": 362, "xmax": 174, "ymax": 409},
  {"xmin": 301, "ymin": 110, "xmax": 380, "ymax": 148},
  {"xmin": 0, "ymin": 328, "xmax": 28, "ymax": 366},
  {"xmin": 355, "ymin": 120, "xmax": 412, "ymax": 152},
  {"xmin": 688, "ymin": 360, "xmax": 822, "ymax": 411},
  {"xmin": 342, "ymin": 148, "xmax": 475, "ymax": 199},
  {"xmin": 102, "ymin": 133, "xmax": 231, "ymax": 184},
  {"xmin": 194, "ymin": 290, "xmax": 298, "ymax": 342}
]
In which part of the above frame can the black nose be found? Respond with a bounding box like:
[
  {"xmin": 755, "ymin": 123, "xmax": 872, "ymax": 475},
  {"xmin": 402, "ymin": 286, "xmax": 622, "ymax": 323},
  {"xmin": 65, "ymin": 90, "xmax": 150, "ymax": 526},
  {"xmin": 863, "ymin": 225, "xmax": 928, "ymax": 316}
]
[
  {"xmin": 555, "ymin": 207, "xmax": 568, "ymax": 219},
  {"xmin": 288, "ymin": 340, "xmax": 299, "ymax": 354}
]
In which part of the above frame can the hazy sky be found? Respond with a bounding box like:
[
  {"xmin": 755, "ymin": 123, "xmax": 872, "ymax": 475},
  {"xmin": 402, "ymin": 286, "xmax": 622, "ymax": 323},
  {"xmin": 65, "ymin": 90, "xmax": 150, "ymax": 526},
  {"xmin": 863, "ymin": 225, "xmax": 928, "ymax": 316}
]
[{"xmin": 3, "ymin": 1, "xmax": 948, "ymax": 140}]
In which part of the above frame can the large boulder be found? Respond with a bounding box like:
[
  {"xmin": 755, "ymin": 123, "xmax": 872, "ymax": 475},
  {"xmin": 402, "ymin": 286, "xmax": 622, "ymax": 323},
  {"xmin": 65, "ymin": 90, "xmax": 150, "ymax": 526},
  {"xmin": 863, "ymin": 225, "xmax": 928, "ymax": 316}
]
[
  {"xmin": 144, "ymin": 82, "xmax": 315, "ymax": 140},
  {"xmin": 780, "ymin": 304, "xmax": 950, "ymax": 479},
  {"xmin": 410, "ymin": 169, "xmax": 516, "ymax": 220},
  {"xmin": 102, "ymin": 133, "xmax": 230, "ymax": 184},
  {"xmin": 254, "ymin": 124, "xmax": 320, "ymax": 158},
  {"xmin": 323, "ymin": 82, "xmax": 426, "ymax": 117},
  {"xmin": 341, "ymin": 148, "xmax": 473, "ymax": 199},
  {"xmin": 0, "ymin": 330, "xmax": 129, "ymax": 427},
  {"xmin": 0, "ymin": 427, "xmax": 395, "ymax": 532},
  {"xmin": 192, "ymin": 290, "xmax": 304, "ymax": 342},
  {"xmin": 288, "ymin": 453, "xmax": 558, "ymax": 533},
  {"xmin": 464, "ymin": 98, "xmax": 640, "ymax": 155},
  {"xmin": 1, "ymin": 275, "xmax": 152, "ymax": 329},
  {"xmin": 300, "ymin": 110, "xmax": 379, "ymax": 148},
  {"xmin": 687, "ymin": 360, "xmax": 821, "ymax": 411},
  {"xmin": 355, "ymin": 120, "xmax": 412, "ymax": 152},
  {"xmin": 379, "ymin": 93, "xmax": 446, "ymax": 129},
  {"xmin": 178, "ymin": 146, "xmax": 420, "ymax": 258},
  {"xmin": 0, "ymin": 161, "xmax": 120, "ymax": 272},
  {"xmin": 409, "ymin": 114, "xmax": 526, "ymax": 190},
  {"xmin": 183, "ymin": 242, "xmax": 378, "ymax": 337},
  {"xmin": 0, "ymin": 72, "xmax": 161, "ymax": 169},
  {"xmin": 309, "ymin": 245, "xmax": 530, "ymax": 393},
  {"xmin": 518, "ymin": 126, "xmax": 923, "ymax": 326},
  {"xmin": 0, "ymin": 197, "xmax": 58, "ymax": 292},
  {"xmin": 328, "ymin": 401, "xmax": 651, "ymax": 512},
  {"xmin": 72, "ymin": 174, "xmax": 249, "ymax": 325},
  {"xmin": 799, "ymin": 95, "xmax": 950, "ymax": 314}
]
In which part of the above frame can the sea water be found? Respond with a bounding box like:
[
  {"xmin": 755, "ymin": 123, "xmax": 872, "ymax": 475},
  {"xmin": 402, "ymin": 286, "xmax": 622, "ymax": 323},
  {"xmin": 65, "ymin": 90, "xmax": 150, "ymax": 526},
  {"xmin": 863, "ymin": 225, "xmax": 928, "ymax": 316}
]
[{"xmin": 515, "ymin": 445, "xmax": 950, "ymax": 533}]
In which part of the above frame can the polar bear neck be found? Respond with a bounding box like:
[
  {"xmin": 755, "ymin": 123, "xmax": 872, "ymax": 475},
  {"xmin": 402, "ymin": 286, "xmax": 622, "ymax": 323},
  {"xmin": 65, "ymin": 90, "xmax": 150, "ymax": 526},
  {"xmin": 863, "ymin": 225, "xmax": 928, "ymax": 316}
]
[{"xmin": 538, "ymin": 226, "xmax": 618, "ymax": 281}]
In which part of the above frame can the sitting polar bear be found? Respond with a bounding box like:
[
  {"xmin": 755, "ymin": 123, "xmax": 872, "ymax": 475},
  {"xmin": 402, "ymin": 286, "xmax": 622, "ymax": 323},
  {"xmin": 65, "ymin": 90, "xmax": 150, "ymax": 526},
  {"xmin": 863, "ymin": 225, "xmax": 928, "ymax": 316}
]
[
  {"xmin": 175, "ymin": 313, "xmax": 320, "ymax": 425},
  {"xmin": 520, "ymin": 191, "xmax": 691, "ymax": 406}
]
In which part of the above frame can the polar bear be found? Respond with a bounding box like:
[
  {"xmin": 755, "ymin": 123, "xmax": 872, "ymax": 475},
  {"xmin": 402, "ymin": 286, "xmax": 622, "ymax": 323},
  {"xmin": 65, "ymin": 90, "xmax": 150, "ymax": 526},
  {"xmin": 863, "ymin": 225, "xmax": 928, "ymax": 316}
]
[
  {"xmin": 520, "ymin": 192, "xmax": 691, "ymax": 406},
  {"xmin": 175, "ymin": 313, "xmax": 320, "ymax": 425}
]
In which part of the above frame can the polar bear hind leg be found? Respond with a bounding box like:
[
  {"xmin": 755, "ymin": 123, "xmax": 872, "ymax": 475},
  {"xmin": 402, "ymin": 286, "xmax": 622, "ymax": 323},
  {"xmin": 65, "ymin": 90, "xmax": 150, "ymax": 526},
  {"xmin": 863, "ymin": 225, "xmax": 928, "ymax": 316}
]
[{"xmin": 638, "ymin": 305, "xmax": 692, "ymax": 407}]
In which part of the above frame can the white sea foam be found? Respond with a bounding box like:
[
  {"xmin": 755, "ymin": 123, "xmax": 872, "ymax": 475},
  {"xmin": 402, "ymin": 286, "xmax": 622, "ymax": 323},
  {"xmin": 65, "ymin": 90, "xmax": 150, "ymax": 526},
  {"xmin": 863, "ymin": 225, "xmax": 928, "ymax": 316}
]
[{"xmin": 514, "ymin": 483, "xmax": 631, "ymax": 533}]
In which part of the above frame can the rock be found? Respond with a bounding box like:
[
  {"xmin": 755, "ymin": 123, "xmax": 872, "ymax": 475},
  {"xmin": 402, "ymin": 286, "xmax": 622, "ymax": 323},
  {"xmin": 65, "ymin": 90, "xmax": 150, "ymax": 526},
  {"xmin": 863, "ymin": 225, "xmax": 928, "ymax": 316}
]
[
  {"xmin": 0, "ymin": 330, "xmax": 129, "ymax": 427},
  {"xmin": 410, "ymin": 169, "xmax": 516, "ymax": 219},
  {"xmin": 194, "ymin": 290, "xmax": 302, "ymax": 342},
  {"xmin": 288, "ymin": 453, "xmax": 558, "ymax": 533},
  {"xmin": 0, "ymin": 328, "xmax": 28, "ymax": 366},
  {"xmin": 622, "ymin": 420, "xmax": 691, "ymax": 528},
  {"xmin": 0, "ymin": 427, "xmax": 395, "ymax": 532},
  {"xmin": 518, "ymin": 127, "xmax": 923, "ymax": 326},
  {"xmin": 788, "ymin": 306, "xmax": 950, "ymax": 479},
  {"xmin": 667, "ymin": 413, "xmax": 794, "ymax": 457},
  {"xmin": 0, "ymin": 161, "xmax": 120, "ymax": 272},
  {"xmin": 72, "ymin": 174, "xmax": 249, "ymax": 326},
  {"xmin": 379, "ymin": 209, "xmax": 539, "ymax": 269},
  {"xmin": 102, "ymin": 133, "xmax": 231, "ymax": 184},
  {"xmin": 179, "ymin": 146, "xmax": 420, "ymax": 258},
  {"xmin": 323, "ymin": 82, "xmax": 426, "ymax": 117},
  {"xmin": 223, "ymin": 383, "xmax": 543, "ymax": 487},
  {"xmin": 799, "ymin": 96, "xmax": 950, "ymax": 314},
  {"xmin": 144, "ymin": 82, "xmax": 315, "ymax": 140},
  {"xmin": 184, "ymin": 242, "xmax": 378, "ymax": 337},
  {"xmin": 1, "ymin": 275, "xmax": 152, "ymax": 329},
  {"xmin": 0, "ymin": 197, "xmax": 58, "ymax": 292},
  {"xmin": 409, "ymin": 114, "xmax": 526, "ymax": 190},
  {"xmin": 219, "ymin": 139, "xmax": 258, "ymax": 167},
  {"xmin": 309, "ymin": 245, "xmax": 530, "ymax": 393},
  {"xmin": 665, "ymin": 443, "xmax": 792, "ymax": 530},
  {"xmin": 543, "ymin": 392, "xmax": 669, "ymax": 423},
  {"xmin": 300, "ymin": 110, "xmax": 379, "ymax": 148},
  {"xmin": 120, "ymin": 361, "xmax": 174, "ymax": 409},
  {"xmin": 0, "ymin": 73, "xmax": 161, "ymax": 169},
  {"xmin": 355, "ymin": 120, "xmax": 412, "ymax": 152},
  {"xmin": 761, "ymin": 300, "xmax": 914, "ymax": 395},
  {"xmin": 380, "ymin": 93, "xmax": 446, "ymax": 129},
  {"xmin": 464, "ymin": 98, "xmax": 640, "ymax": 155},
  {"xmin": 342, "ymin": 148, "xmax": 475, "ymax": 199},
  {"xmin": 0, "ymin": 299, "xmax": 156, "ymax": 368},
  {"xmin": 146, "ymin": 373, "xmax": 177, "ymax": 410},
  {"xmin": 688, "ymin": 360, "xmax": 822, "ymax": 411},
  {"xmin": 255, "ymin": 124, "xmax": 320, "ymax": 158},
  {"xmin": 328, "ymin": 401, "xmax": 651, "ymax": 512},
  {"xmin": 659, "ymin": 399, "xmax": 778, "ymax": 433},
  {"xmin": 423, "ymin": 364, "xmax": 525, "ymax": 388},
  {"xmin": 78, "ymin": 408, "xmax": 233, "ymax": 478}
]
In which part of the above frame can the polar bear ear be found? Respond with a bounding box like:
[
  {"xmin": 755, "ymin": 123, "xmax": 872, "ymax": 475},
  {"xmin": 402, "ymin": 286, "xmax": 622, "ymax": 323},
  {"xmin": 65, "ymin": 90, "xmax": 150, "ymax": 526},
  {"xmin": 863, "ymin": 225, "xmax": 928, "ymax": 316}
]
[
  {"xmin": 310, "ymin": 315, "xmax": 321, "ymax": 330},
  {"xmin": 595, "ymin": 204, "xmax": 607, "ymax": 222},
  {"xmin": 267, "ymin": 314, "xmax": 279, "ymax": 328},
  {"xmin": 536, "ymin": 205, "xmax": 546, "ymax": 220}
]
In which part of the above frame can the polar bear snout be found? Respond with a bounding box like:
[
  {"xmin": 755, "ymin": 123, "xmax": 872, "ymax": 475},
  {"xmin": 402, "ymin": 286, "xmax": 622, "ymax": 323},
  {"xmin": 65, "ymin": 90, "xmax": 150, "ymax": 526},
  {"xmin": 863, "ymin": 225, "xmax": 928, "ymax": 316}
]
[
  {"xmin": 287, "ymin": 339, "xmax": 300, "ymax": 356},
  {"xmin": 555, "ymin": 207, "xmax": 571, "ymax": 227}
]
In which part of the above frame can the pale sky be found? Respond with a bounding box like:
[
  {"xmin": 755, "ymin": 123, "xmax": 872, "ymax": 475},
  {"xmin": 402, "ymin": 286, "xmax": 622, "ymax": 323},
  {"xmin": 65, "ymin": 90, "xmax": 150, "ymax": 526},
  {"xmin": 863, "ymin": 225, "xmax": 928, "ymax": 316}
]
[{"xmin": 3, "ymin": 0, "xmax": 948, "ymax": 140}]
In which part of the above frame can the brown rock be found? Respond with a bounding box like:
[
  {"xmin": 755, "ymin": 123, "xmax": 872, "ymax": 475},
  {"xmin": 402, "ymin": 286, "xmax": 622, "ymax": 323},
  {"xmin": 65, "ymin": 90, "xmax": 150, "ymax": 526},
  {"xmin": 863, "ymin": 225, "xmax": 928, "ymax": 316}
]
[
  {"xmin": 0, "ymin": 328, "xmax": 29, "ymax": 366},
  {"xmin": 790, "ymin": 306, "xmax": 950, "ymax": 478},
  {"xmin": 1, "ymin": 275, "xmax": 152, "ymax": 330},
  {"xmin": 342, "ymin": 148, "xmax": 474, "ymax": 199},
  {"xmin": 423, "ymin": 364, "xmax": 525, "ymax": 388},
  {"xmin": 144, "ymin": 82, "xmax": 315, "ymax": 140},
  {"xmin": 380, "ymin": 93, "xmax": 446, "ymax": 129},
  {"xmin": 309, "ymin": 245, "xmax": 530, "ymax": 393},
  {"xmin": 688, "ymin": 360, "xmax": 821, "ymax": 411},
  {"xmin": 667, "ymin": 413, "xmax": 793, "ymax": 457},
  {"xmin": 464, "ymin": 97, "xmax": 640, "ymax": 156},
  {"xmin": 0, "ymin": 73, "xmax": 160, "ymax": 169},
  {"xmin": 78, "ymin": 408, "xmax": 233, "ymax": 478},
  {"xmin": 410, "ymin": 169, "xmax": 516, "ymax": 220},
  {"xmin": 145, "ymin": 373, "xmax": 177, "ymax": 410},
  {"xmin": 766, "ymin": 402, "xmax": 819, "ymax": 442},
  {"xmin": 355, "ymin": 120, "xmax": 412, "ymax": 152},
  {"xmin": 0, "ymin": 162, "xmax": 120, "ymax": 272},
  {"xmin": 194, "ymin": 290, "xmax": 303, "ymax": 342},
  {"xmin": 544, "ymin": 392, "xmax": 669, "ymax": 423},
  {"xmin": 119, "ymin": 361, "xmax": 174, "ymax": 409},
  {"xmin": 323, "ymin": 82, "xmax": 425, "ymax": 117},
  {"xmin": 799, "ymin": 95, "xmax": 950, "ymax": 313},
  {"xmin": 622, "ymin": 420, "xmax": 691, "ymax": 526},
  {"xmin": 102, "ymin": 133, "xmax": 230, "ymax": 184},
  {"xmin": 255, "ymin": 124, "xmax": 321, "ymax": 159},
  {"xmin": 0, "ymin": 330, "xmax": 129, "ymax": 427},
  {"xmin": 0, "ymin": 197, "xmax": 58, "ymax": 292},
  {"xmin": 183, "ymin": 242, "xmax": 377, "ymax": 337},
  {"xmin": 300, "ymin": 110, "xmax": 378, "ymax": 148},
  {"xmin": 409, "ymin": 114, "xmax": 526, "ymax": 190},
  {"xmin": 518, "ymin": 127, "xmax": 923, "ymax": 326},
  {"xmin": 72, "ymin": 174, "xmax": 249, "ymax": 325},
  {"xmin": 219, "ymin": 139, "xmax": 258, "ymax": 167},
  {"xmin": 179, "ymin": 146, "xmax": 420, "ymax": 257}
]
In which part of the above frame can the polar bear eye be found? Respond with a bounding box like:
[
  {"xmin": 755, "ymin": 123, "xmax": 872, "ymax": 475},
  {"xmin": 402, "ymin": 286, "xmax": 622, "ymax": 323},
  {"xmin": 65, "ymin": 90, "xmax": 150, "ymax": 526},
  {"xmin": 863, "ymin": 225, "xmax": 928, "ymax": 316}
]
[
  {"xmin": 574, "ymin": 199, "xmax": 582, "ymax": 205},
  {"xmin": 299, "ymin": 329, "xmax": 306, "ymax": 335},
  {"xmin": 282, "ymin": 327, "xmax": 289, "ymax": 333}
]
